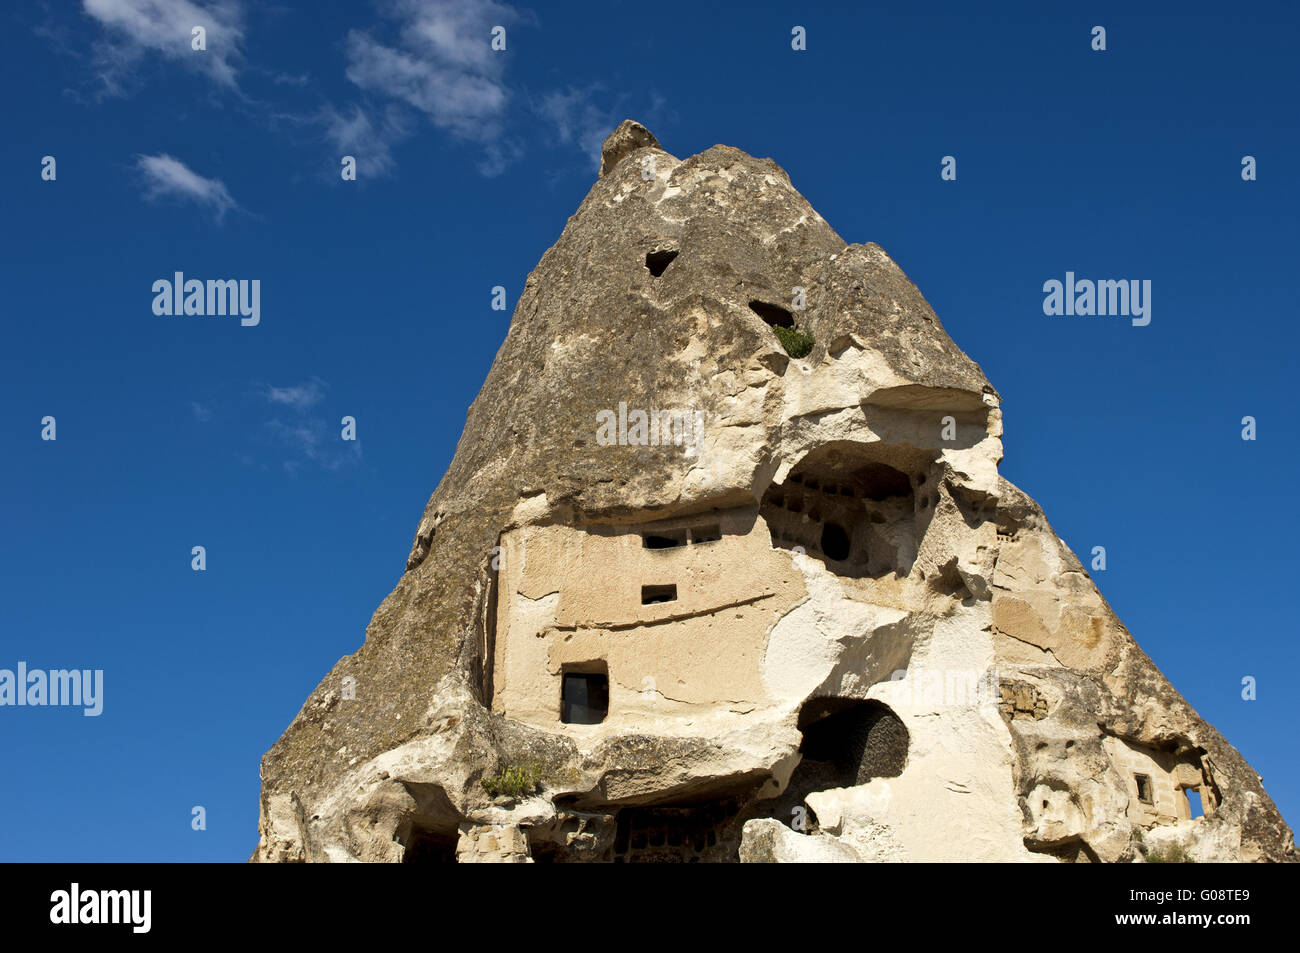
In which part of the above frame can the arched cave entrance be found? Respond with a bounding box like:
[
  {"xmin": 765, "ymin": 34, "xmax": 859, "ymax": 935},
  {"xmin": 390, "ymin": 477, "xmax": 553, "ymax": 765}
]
[
  {"xmin": 760, "ymin": 442, "xmax": 932, "ymax": 577},
  {"xmin": 797, "ymin": 697, "xmax": 909, "ymax": 786},
  {"xmin": 763, "ymin": 698, "xmax": 910, "ymax": 831}
]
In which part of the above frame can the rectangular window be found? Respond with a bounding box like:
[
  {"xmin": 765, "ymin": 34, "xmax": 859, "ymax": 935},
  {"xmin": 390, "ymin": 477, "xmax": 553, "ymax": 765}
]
[
  {"xmin": 1185, "ymin": 787, "xmax": 1205, "ymax": 819},
  {"xmin": 1135, "ymin": 773, "xmax": 1153, "ymax": 804},
  {"xmin": 561, "ymin": 669, "xmax": 608, "ymax": 724},
  {"xmin": 690, "ymin": 524, "xmax": 721, "ymax": 544},
  {"xmin": 643, "ymin": 530, "xmax": 687, "ymax": 549},
  {"xmin": 641, "ymin": 584, "xmax": 677, "ymax": 605}
]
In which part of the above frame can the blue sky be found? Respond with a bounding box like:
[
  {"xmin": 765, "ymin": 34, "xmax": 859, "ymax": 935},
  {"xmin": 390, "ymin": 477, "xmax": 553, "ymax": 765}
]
[{"xmin": 1, "ymin": 1, "xmax": 1296, "ymax": 861}]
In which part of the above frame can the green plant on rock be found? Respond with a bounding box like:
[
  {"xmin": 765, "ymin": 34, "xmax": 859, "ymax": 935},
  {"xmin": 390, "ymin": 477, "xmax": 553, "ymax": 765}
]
[
  {"xmin": 773, "ymin": 324, "xmax": 815, "ymax": 358},
  {"xmin": 1143, "ymin": 841, "xmax": 1193, "ymax": 864},
  {"xmin": 480, "ymin": 762, "xmax": 541, "ymax": 799}
]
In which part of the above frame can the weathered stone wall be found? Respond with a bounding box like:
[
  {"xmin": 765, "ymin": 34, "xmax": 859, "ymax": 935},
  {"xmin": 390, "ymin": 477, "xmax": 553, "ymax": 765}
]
[{"xmin": 491, "ymin": 507, "xmax": 807, "ymax": 726}]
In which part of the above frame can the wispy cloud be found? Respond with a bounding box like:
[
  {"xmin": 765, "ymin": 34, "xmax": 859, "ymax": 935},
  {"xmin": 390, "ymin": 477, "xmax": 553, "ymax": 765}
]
[
  {"xmin": 136, "ymin": 153, "xmax": 239, "ymax": 220},
  {"xmin": 538, "ymin": 87, "xmax": 620, "ymax": 172},
  {"xmin": 54, "ymin": 1, "xmax": 659, "ymax": 181},
  {"xmin": 190, "ymin": 400, "xmax": 214, "ymax": 422},
  {"xmin": 265, "ymin": 418, "xmax": 360, "ymax": 472},
  {"xmin": 342, "ymin": 0, "xmax": 528, "ymax": 171},
  {"xmin": 81, "ymin": 0, "xmax": 246, "ymax": 93},
  {"xmin": 258, "ymin": 378, "xmax": 360, "ymax": 472},
  {"xmin": 264, "ymin": 378, "xmax": 327, "ymax": 411},
  {"xmin": 321, "ymin": 103, "xmax": 410, "ymax": 179}
]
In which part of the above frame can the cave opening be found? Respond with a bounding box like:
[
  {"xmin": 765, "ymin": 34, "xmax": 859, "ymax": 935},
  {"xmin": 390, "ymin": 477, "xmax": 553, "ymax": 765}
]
[
  {"xmin": 761, "ymin": 443, "xmax": 925, "ymax": 577},
  {"xmin": 646, "ymin": 249, "xmax": 678, "ymax": 277},
  {"xmin": 400, "ymin": 823, "xmax": 458, "ymax": 863},
  {"xmin": 796, "ymin": 697, "xmax": 909, "ymax": 788},
  {"xmin": 758, "ymin": 698, "xmax": 909, "ymax": 835},
  {"xmin": 748, "ymin": 299, "xmax": 794, "ymax": 328},
  {"xmin": 612, "ymin": 798, "xmax": 748, "ymax": 863}
]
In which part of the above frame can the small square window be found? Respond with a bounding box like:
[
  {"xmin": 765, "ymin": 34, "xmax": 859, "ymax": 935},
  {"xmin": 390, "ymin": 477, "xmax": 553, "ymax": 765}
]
[
  {"xmin": 562, "ymin": 670, "xmax": 608, "ymax": 724},
  {"xmin": 641, "ymin": 584, "xmax": 677, "ymax": 605},
  {"xmin": 1134, "ymin": 773, "xmax": 1153, "ymax": 804}
]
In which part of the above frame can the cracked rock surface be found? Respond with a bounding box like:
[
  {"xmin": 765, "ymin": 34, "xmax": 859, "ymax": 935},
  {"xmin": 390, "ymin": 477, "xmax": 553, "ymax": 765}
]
[{"xmin": 253, "ymin": 121, "xmax": 1293, "ymax": 864}]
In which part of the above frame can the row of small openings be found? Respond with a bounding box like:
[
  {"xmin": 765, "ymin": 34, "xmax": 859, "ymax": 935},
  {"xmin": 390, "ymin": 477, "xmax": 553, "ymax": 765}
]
[
  {"xmin": 768, "ymin": 488, "xmax": 878, "ymax": 533},
  {"xmin": 642, "ymin": 523, "xmax": 722, "ymax": 549},
  {"xmin": 765, "ymin": 492, "xmax": 845, "ymax": 524},
  {"xmin": 611, "ymin": 801, "xmax": 742, "ymax": 862},
  {"xmin": 784, "ymin": 474, "xmax": 857, "ymax": 497},
  {"xmin": 614, "ymin": 823, "xmax": 715, "ymax": 861},
  {"xmin": 770, "ymin": 521, "xmax": 853, "ymax": 563}
]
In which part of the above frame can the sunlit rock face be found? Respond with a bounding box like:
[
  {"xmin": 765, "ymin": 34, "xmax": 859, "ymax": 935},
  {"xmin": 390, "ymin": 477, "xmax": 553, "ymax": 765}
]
[{"xmin": 252, "ymin": 121, "xmax": 1293, "ymax": 864}]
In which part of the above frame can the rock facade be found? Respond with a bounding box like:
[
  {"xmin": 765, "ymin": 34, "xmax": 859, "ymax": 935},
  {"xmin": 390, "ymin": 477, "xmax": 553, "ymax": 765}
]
[{"xmin": 253, "ymin": 121, "xmax": 1293, "ymax": 864}]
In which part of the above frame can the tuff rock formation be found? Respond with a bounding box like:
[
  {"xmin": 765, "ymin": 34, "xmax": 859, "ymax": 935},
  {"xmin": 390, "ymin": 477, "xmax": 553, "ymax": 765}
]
[{"xmin": 253, "ymin": 121, "xmax": 1294, "ymax": 863}]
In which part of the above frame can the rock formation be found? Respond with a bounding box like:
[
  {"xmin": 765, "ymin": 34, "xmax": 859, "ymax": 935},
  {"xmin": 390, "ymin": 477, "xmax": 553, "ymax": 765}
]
[{"xmin": 253, "ymin": 121, "xmax": 1294, "ymax": 863}]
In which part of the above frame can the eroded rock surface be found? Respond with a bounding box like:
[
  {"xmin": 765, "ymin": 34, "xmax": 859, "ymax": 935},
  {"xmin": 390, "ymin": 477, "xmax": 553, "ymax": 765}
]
[{"xmin": 253, "ymin": 120, "xmax": 1293, "ymax": 864}]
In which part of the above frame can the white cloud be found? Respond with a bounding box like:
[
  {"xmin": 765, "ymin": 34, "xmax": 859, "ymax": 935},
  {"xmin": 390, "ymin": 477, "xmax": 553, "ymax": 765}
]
[
  {"xmin": 136, "ymin": 154, "xmax": 239, "ymax": 220},
  {"xmin": 321, "ymin": 103, "xmax": 410, "ymax": 179},
  {"xmin": 82, "ymin": 0, "xmax": 246, "ymax": 91},
  {"xmin": 258, "ymin": 378, "xmax": 359, "ymax": 471},
  {"xmin": 264, "ymin": 378, "xmax": 326, "ymax": 411},
  {"xmin": 344, "ymin": 0, "xmax": 523, "ymax": 144}
]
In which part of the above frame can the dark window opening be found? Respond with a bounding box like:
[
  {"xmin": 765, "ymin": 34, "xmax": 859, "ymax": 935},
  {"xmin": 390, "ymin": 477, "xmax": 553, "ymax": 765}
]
[
  {"xmin": 562, "ymin": 668, "xmax": 609, "ymax": 724},
  {"xmin": 764, "ymin": 699, "xmax": 908, "ymax": 835},
  {"xmin": 690, "ymin": 524, "xmax": 721, "ymax": 544},
  {"xmin": 858, "ymin": 462, "xmax": 913, "ymax": 501},
  {"xmin": 612, "ymin": 799, "xmax": 745, "ymax": 863},
  {"xmin": 641, "ymin": 584, "xmax": 677, "ymax": 605},
  {"xmin": 1135, "ymin": 774, "xmax": 1152, "ymax": 804},
  {"xmin": 1185, "ymin": 787, "xmax": 1204, "ymax": 818},
  {"xmin": 820, "ymin": 523, "xmax": 851, "ymax": 561},
  {"xmin": 797, "ymin": 698, "xmax": 909, "ymax": 787},
  {"xmin": 643, "ymin": 530, "xmax": 687, "ymax": 549},
  {"xmin": 748, "ymin": 300, "xmax": 794, "ymax": 328},
  {"xmin": 646, "ymin": 249, "xmax": 678, "ymax": 277},
  {"xmin": 400, "ymin": 824, "xmax": 458, "ymax": 863}
]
